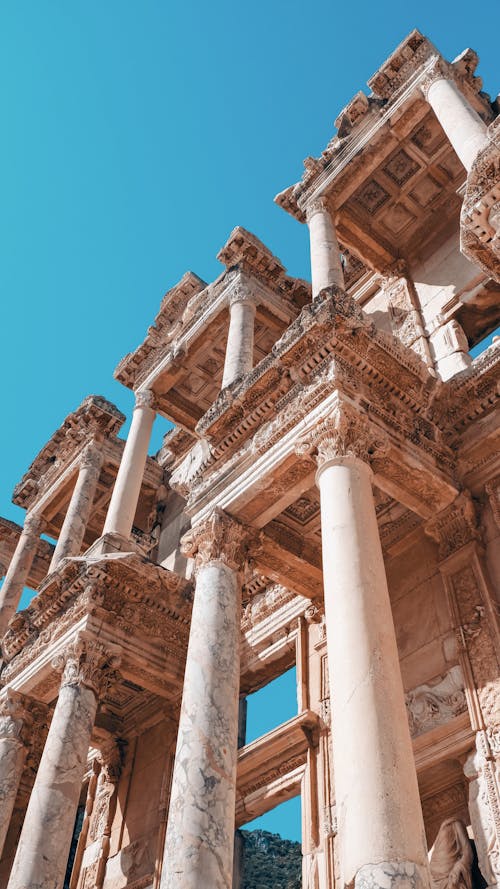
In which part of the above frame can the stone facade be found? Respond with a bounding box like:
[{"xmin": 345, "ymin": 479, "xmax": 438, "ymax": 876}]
[{"xmin": 0, "ymin": 27, "xmax": 499, "ymax": 889}]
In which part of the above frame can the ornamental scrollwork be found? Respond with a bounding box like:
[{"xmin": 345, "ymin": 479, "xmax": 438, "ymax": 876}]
[
  {"xmin": 295, "ymin": 398, "xmax": 388, "ymax": 468},
  {"xmin": 52, "ymin": 635, "xmax": 122, "ymax": 697},
  {"xmin": 180, "ymin": 508, "xmax": 250, "ymax": 574}
]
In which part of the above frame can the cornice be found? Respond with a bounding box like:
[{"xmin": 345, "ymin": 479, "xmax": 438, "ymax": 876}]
[
  {"xmin": 1, "ymin": 553, "xmax": 192, "ymax": 678},
  {"xmin": 275, "ymin": 32, "xmax": 493, "ymax": 223}
]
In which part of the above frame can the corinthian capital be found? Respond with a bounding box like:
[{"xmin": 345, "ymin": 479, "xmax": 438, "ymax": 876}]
[
  {"xmin": 227, "ymin": 281, "xmax": 259, "ymax": 309},
  {"xmin": 305, "ymin": 196, "xmax": 330, "ymax": 223},
  {"xmin": 419, "ymin": 55, "xmax": 452, "ymax": 99},
  {"xmin": 53, "ymin": 635, "xmax": 122, "ymax": 697},
  {"xmin": 23, "ymin": 511, "xmax": 45, "ymax": 539},
  {"xmin": 0, "ymin": 689, "xmax": 33, "ymax": 746},
  {"xmin": 424, "ymin": 492, "xmax": 481, "ymax": 560},
  {"xmin": 295, "ymin": 398, "xmax": 388, "ymax": 469},
  {"xmin": 79, "ymin": 441, "xmax": 104, "ymax": 472},
  {"xmin": 134, "ymin": 389, "xmax": 157, "ymax": 411},
  {"xmin": 180, "ymin": 508, "xmax": 249, "ymax": 574}
]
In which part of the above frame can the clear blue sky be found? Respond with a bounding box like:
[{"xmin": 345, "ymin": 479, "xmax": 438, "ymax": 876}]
[{"xmin": 1, "ymin": 0, "xmax": 498, "ymax": 845}]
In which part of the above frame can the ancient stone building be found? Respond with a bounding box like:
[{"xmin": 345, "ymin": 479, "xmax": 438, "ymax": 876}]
[{"xmin": 0, "ymin": 27, "xmax": 499, "ymax": 889}]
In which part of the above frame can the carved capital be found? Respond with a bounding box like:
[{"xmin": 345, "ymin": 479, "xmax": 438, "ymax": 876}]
[
  {"xmin": 295, "ymin": 398, "xmax": 388, "ymax": 470},
  {"xmin": 134, "ymin": 388, "xmax": 157, "ymax": 411},
  {"xmin": 79, "ymin": 442, "xmax": 105, "ymax": 473},
  {"xmin": 305, "ymin": 196, "xmax": 331, "ymax": 223},
  {"xmin": 53, "ymin": 635, "xmax": 122, "ymax": 697},
  {"xmin": 227, "ymin": 280, "xmax": 259, "ymax": 309},
  {"xmin": 424, "ymin": 492, "xmax": 481, "ymax": 560},
  {"xmin": 419, "ymin": 55, "xmax": 452, "ymax": 99},
  {"xmin": 304, "ymin": 599, "xmax": 324, "ymax": 624},
  {"xmin": 23, "ymin": 511, "xmax": 45, "ymax": 539},
  {"xmin": 180, "ymin": 508, "xmax": 250, "ymax": 574},
  {"xmin": 0, "ymin": 689, "xmax": 33, "ymax": 747}
]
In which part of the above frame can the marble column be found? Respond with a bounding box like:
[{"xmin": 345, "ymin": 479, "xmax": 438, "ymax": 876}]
[
  {"xmin": 222, "ymin": 288, "xmax": 257, "ymax": 388},
  {"xmin": 0, "ymin": 512, "xmax": 44, "ymax": 638},
  {"xmin": 312, "ymin": 398, "xmax": 430, "ymax": 889},
  {"xmin": 7, "ymin": 636, "xmax": 121, "ymax": 889},
  {"xmin": 421, "ymin": 57, "xmax": 488, "ymax": 172},
  {"xmin": 49, "ymin": 442, "xmax": 104, "ymax": 572},
  {"xmin": 103, "ymin": 389, "xmax": 156, "ymax": 540},
  {"xmin": 0, "ymin": 691, "xmax": 33, "ymax": 859},
  {"xmin": 161, "ymin": 509, "xmax": 248, "ymax": 889},
  {"xmin": 306, "ymin": 197, "xmax": 345, "ymax": 299}
]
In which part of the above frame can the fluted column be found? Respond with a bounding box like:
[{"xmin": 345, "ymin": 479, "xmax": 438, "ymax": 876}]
[
  {"xmin": 161, "ymin": 509, "xmax": 248, "ymax": 889},
  {"xmin": 306, "ymin": 397, "xmax": 430, "ymax": 889},
  {"xmin": 49, "ymin": 442, "xmax": 104, "ymax": 571},
  {"xmin": 421, "ymin": 57, "xmax": 488, "ymax": 172},
  {"xmin": 8, "ymin": 636, "xmax": 121, "ymax": 889},
  {"xmin": 0, "ymin": 692, "xmax": 33, "ymax": 858},
  {"xmin": 103, "ymin": 389, "xmax": 156, "ymax": 539},
  {"xmin": 0, "ymin": 512, "xmax": 44, "ymax": 637},
  {"xmin": 306, "ymin": 198, "xmax": 345, "ymax": 299},
  {"xmin": 222, "ymin": 287, "xmax": 257, "ymax": 388}
]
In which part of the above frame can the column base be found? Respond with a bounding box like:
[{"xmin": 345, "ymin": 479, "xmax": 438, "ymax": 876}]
[{"xmin": 355, "ymin": 860, "xmax": 427, "ymax": 889}]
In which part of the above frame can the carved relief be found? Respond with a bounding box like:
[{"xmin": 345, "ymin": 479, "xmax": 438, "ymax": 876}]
[
  {"xmin": 428, "ymin": 819, "xmax": 473, "ymax": 889},
  {"xmin": 52, "ymin": 635, "xmax": 122, "ymax": 697},
  {"xmin": 180, "ymin": 508, "xmax": 250, "ymax": 573},
  {"xmin": 405, "ymin": 666, "xmax": 467, "ymax": 738},
  {"xmin": 295, "ymin": 396, "xmax": 388, "ymax": 467}
]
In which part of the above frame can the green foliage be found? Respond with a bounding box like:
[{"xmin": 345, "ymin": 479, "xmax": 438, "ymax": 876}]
[{"xmin": 240, "ymin": 828, "xmax": 302, "ymax": 889}]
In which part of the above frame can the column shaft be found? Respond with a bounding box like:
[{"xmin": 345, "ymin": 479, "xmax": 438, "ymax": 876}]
[
  {"xmin": 307, "ymin": 200, "xmax": 344, "ymax": 299},
  {"xmin": 425, "ymin": 76, "xmax": 487, "ymax": 172},
  {"xmin": 161, "ymin": 555, "xmax": 242, "ymax": 889},
  {"xmin": 0, "ymin": 694, "xmax": 31, "ymax": 859},
  {"xmin": 0, "ymin": 513, "xmax": 44, "ymax": 637},
  {"xmin": 103, "ymin": 391, "xmax": 156, "ymax": 539},
  {"xmin": 7, "ymin": 639, "xmax": 119, "ymax": 889},
  {"xmin": 49, "ymin": 445, "xmax": 103, "ymax": 571},
  {"xmin": 222, "ymin": 298, "xmax": 256, "ymax": 388},
  {"xmin": 318, "ymin": 455, "xmax": 429, "ymax": 889}
]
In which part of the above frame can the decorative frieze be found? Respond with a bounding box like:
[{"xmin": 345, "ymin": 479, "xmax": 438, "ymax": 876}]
[{"xmin": 405, "ymin": 666, "xmax": 467, "ymax": 738}]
